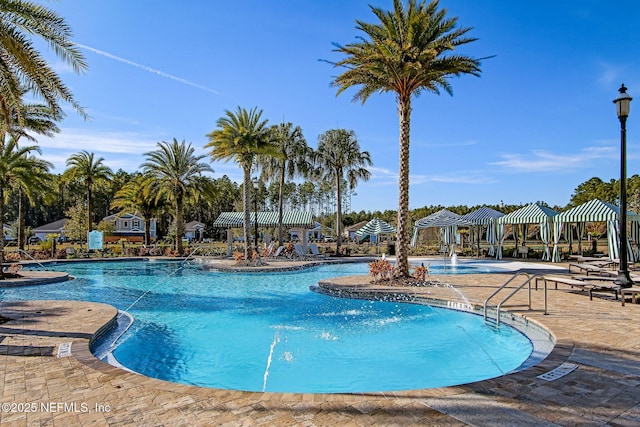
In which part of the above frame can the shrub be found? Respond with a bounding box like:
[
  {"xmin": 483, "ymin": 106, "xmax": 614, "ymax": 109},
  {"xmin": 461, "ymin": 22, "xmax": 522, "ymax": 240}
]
[{"xmin": 369, "ymin": 259, "xmax": 393, "ymax": 282}]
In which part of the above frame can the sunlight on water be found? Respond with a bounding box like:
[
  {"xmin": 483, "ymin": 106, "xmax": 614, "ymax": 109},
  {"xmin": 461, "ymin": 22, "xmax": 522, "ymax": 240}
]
[{"xmin": 1, "ymin": 260, "xmax": 532, "ymax": 393}]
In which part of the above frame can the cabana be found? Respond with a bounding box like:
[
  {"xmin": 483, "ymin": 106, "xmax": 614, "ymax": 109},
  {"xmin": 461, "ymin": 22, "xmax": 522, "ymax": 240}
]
[
  {"xmin": 497, "ymin": 203, "xmax": 558, "ymax": 261},
  {"xmin": 554, "ymin": 199, "xmax": 640, "ymax": 262},
  {"xmin": 460, "ymin": 206, "xmax": 504, "ymax": 257},
  {"xmin": 212, "ymin": 211, "xmax": 315, "ymax": 256},
  {"xmin": 411, "ymin": 209, "xmax": 473, "ymax": 256}
]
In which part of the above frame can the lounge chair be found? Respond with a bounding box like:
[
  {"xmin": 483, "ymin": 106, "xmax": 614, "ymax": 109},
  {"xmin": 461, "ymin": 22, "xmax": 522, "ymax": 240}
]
[
  {"xmin": 568, "ymin": 263, "xmax": 616, "ymax": 276},
  {"xmin": 268, "ymin": 246, "xmax": 285, "ymax": 260},
  {"xmin": 293, "ymin": 244, "xmax": 312, "ymax": 260},
  {"xmin": 536, "ymin": 275, "xmax": 620, "ymax": 300},
  {"xmin": 309, "ymin": 243, "xmax": 328, "ymax": 259}
]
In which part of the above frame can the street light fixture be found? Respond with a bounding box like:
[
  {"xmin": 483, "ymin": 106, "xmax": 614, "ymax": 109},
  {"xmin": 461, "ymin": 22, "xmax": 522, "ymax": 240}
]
[
  {"xmin": 614, "ymin": 84, "xmax": 633, "ymax": 288},
  {"xmin": 253, "ymin": 179, "xmax": 260, "ymax": 260}
]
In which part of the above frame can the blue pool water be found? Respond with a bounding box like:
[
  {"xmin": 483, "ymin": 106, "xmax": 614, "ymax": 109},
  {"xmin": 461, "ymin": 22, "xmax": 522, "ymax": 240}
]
[{"xmin": 0, "ymin": 260, "xmax": 532, "ymax": 393}]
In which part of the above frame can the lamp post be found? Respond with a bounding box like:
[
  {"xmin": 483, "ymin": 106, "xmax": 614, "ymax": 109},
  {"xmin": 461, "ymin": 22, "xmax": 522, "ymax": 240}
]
[
  {"xmin": 614, "ymin": 84, "xmax": 633, "ymax": 288},
  {"xmin": 253, "ymin": 179, "xmax": 260, "ymax": 260}
]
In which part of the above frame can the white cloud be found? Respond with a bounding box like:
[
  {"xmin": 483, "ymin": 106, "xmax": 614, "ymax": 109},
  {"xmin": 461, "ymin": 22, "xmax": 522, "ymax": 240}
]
[
  {"xmin": 491, "ymin": 144, "xmax": 617, "ymax": 172},
  {"xmin": 368, "ymin": 166, "xmax": 496, "ymax": 185}
]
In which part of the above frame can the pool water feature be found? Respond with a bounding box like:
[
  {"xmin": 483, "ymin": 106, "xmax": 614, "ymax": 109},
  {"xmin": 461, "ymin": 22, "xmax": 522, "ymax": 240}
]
[{"xmin": 1, "ymin": 260, "xmax": 536, "ymax": 393}]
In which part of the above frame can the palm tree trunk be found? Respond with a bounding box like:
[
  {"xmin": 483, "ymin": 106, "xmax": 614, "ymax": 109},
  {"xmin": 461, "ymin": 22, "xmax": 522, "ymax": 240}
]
[
  {"xmin": 18, "ymin": 187, "xmax": 26, "ymax": 250},
  {"xmin": 0, "ymin": 186, "xmax": 5, "ymax": 280},
  {"xmin": 243, "ymin": 165, "xmax": 252, "ymax": 260},
  {"xmin": 396, "ymin": 97, "xmax": 412, "ymax": 277},
  {"xmin": 336, "ymin": 171, "xmax": 343, "ymax": 251},
  {"xmin": 175, "ymin": 192, "xmax": 184, "ymax": 254},
  {"xmin": 278, "ymin": 166, "xmax": 285, "ymax": 247},
  {"xmin": 144, "ymin": 215, "xmax": 151, "ymax": 246},
  {"xmin": 87, "ymin": 184, "xmax": 93, "ymax": 245}
]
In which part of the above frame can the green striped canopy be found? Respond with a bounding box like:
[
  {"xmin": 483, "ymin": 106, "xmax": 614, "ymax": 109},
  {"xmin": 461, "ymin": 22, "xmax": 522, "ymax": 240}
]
[
  {"xmin": 556, "ymin": 198, "xmax": 640, "ymax": 222},
  {"xmin": 212, "ymin": 212, "xmax": 315, "ymax": 228},
  {"xmin": 355, "ymin": 218, "xmax": 396, "ymax": 237},
  {"xmin": 498, "ymin": 203, "xmax": 558, "ymax": 224},
  {"xmin": 460, "ymin": 206, "xmax": 504, "ymax": 224},
  {"xmin": 414, "ymin": 209, "xmax": 473, "ymax": 228}
]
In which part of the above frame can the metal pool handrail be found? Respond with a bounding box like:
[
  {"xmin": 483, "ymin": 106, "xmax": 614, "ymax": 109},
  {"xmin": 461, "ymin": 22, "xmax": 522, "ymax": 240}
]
[{"xmin": 483, "ymin": 272, "xmax": 548, "ymax": 327}]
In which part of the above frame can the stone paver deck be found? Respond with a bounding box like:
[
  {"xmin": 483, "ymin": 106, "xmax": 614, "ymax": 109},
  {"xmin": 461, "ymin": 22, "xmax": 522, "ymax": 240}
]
[{"xmin": 1, "ymin": 258, "xmax": 639, "ymax": 426}]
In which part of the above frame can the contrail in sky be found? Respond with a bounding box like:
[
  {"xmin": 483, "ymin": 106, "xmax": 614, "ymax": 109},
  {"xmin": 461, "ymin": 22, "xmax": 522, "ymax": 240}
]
[{"xmin": 75, "ymin": 42, "xmax": 222, "ymax": 95}]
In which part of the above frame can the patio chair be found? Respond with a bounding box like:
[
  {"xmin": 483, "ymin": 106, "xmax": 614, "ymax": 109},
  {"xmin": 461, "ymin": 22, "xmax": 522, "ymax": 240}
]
[
  {"xmin": 268, "ymin": 246, "xmax": 285, "ymax": 260},
  {"xmin": 568, "ymin": 263, "xmax": 616, "ymax": 276},
  {"xmin": 309, "ymin": 243, "xmax": 328, "ymax": 259},
  {"xmin": 293, "ymin": 243, "xmax": 312, "ymax": 260},
  {"xmin": 536, "ymin": 275, "xmax": 620, "ymax": 300}
]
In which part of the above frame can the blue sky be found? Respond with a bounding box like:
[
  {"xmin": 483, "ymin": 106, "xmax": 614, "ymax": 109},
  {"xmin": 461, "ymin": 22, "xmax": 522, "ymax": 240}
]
[{"xmin": 33, "ymin": 0, "xmax": 640, "ymax": 212}]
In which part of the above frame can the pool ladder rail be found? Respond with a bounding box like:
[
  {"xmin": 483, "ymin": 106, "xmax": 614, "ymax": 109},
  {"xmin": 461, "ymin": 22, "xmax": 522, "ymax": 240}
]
[{"xmin": 483, "ymin": 272, "xmax": 548, "ymax": 328}]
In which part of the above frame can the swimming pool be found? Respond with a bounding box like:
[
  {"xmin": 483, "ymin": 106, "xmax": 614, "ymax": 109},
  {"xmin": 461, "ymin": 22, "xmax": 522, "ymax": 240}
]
[{"xmin": 1, "ymin": 260, "xmax": 534, "ymax": 393}]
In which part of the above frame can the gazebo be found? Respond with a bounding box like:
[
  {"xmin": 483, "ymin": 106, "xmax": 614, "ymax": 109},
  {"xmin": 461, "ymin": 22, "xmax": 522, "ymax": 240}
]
[
  {"xmin": 411, "ymin": 209, "xmax": 473, "ymax": 256},
  {"xmin": 554, "ymin": 199, "xmax": 640, "ymax": 262},
  {"xmin": 460, "ymin": 206, "xmax": 504, "ymax": 257},
  {"xmin": 496, "ymin": 203, "xmax": 558, "ymax": 261},
  {"xmin": 212, "ymin": 211, "xmax": 315, "ymax": 256}
]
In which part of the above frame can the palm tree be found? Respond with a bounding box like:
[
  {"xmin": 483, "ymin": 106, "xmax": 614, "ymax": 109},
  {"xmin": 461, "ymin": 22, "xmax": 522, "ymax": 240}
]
[
  {"xmin": 258, "ymin": 122, "xmax": 312, "ymax": 246},
  {"xmin": 8, "ymin": 101, "xmax": 61, "ymax": 249},
  {"xmin": 205, "ymin": 106, "xmax": 280, "ymax": 261},
  {"xmin": 0, "ymin": 0, "xmax": 87, "ymax": 132},
  {"xmin": 313, "ymin": 129, "xmax": 372, "ymax": 251},
  {"xmin": 0, "ymin": 139, "xmax": 51, "ymax": 277},
  {"xmin": 111, "ymin": 173, "xmax": 165, "ymax": 246},
  {"xmin": 62, "ymin": 151, "xmax": 113, "ymax": 241},
  {"xmin": 330, "ymin": 0, "xmax": 482, "ymax": 276},
  {"xmin": 141, "ymin": 139, "xmax": 213, "ymax": 254}
]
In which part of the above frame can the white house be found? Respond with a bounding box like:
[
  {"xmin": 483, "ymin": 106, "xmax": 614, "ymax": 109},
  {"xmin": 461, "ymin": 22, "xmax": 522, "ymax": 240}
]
[
  {"xmin": 102, "ymin": 213, "xmax": 157, "ymax": 239},
  {"xmin": 184, "ymin": 221, "xmax": 205, "ymax": 241},
  {"xmin": 3, "ymin": 223, "xmax": 14, "ymax": 241},
  {"xmin": 32, "ymin": 218, "xmax": 67, "ymax": 241}
]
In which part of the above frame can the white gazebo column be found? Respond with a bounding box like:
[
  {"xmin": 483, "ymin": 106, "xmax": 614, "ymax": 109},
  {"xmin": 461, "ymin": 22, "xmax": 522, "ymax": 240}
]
[
  {"xmin": 226, "ymin": 229, "xmax": 233, "ymax": 257},
  {"xmin": 302, "ymin": 229, "xmax": 309, "ymax": 253}
]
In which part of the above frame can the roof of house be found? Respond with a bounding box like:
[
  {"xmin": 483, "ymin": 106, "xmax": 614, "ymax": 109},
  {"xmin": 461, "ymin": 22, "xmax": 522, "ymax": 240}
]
[
  {"xmin": 103, "ymin": 213, "xmax": 145, "ymax": 221},
  {"xmin": 33, "ymin": 218, "xmax": 68, "ymax": 232},
  {"xmin": 185, "ymin": 221, "xmax": 204, "ymax": 230}
]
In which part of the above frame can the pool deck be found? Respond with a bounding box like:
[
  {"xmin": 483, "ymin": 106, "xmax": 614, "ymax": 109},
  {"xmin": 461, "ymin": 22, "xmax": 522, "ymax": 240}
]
[{"xmin": 1, "ymin": 257, "xmax": 640, "ymax": 426}]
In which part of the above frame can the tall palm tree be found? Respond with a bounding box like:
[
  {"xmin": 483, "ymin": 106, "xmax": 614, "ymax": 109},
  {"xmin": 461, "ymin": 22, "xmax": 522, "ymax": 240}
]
[
  {"xmin": 313, "ymin": 129, "xmax": 372, "ymax": 251},
  {"xmin": 0, "ymin": 0, "xmax": 87, "ymax": 132},
  {"xmin": 205, "ymin": 106, "xmax": 280, "ymax": 261},
  {"xmin": 258, "ymin": 122, "xmax": 312, "ymax": 246},
  {"xmin": 111, "ymin": 173, "xmax": 165, "ymax": 246},
  {"xmin": 62, "ymin": 151, "xmax": 113, "ymax": 241},
  {"xmin": 9, "ymin": 101, "xmax": 61, "ymax": 249},
  {"xmin": 141, "ymin": 139, "xmax": 212, "ymax": 254},
  {"xmin": 0, "ymin": 139, "xmax": 51, "ymax": 277},
  {"xmin": 330, "ymin": 0, "xmax": 482, "ymax": 276}
]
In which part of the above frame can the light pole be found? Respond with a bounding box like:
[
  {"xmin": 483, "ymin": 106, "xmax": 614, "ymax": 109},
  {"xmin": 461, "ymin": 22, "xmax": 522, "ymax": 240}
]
[
  {"xmin": 253, "ymin": 179, "xmax": 260, "ymax": 260},
  {"xmin": 614, "ymin": 84, "xmax": 633, "ymax": 288}
]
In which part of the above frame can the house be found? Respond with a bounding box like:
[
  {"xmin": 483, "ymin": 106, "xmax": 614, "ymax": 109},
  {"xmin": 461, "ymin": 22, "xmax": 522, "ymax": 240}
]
[
  {"xmin": 102, "ymin": 213, "xmax": 157, "ymax": 240},
  {"xmin": 3, "ymin": 223, "xmax": 14, "ymax": 241},
  {"xmin": 184, "ymin": 221, "xmax": 205, "ymax": 242},
  {"xmin": 32, "ymin": 218, "xmax": 68, "ymax": 241},
  {"xmin": 343, "ymin": 221, "xmax": 369, "ymax": 241}
]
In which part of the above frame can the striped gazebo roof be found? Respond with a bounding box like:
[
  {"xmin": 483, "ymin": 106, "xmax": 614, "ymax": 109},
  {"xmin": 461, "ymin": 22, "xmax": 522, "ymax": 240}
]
[
  {"xmin": 355, "ymin": 218, "xmax": 396, "ymax": 236},
  {"xmin": 556, "ymin": 198, "xmax": 640, "ymax": 222},
  {"xmin": 414, "ymin": 209, "xmax": 473, "ymax": 228},
  {"xmin": 212, "ymin": 211, "xmax": 315, "ymax": 229},
  {"xmin": 498, "ymin": 203, "xmax": 558, "ymax": 225},
  {"xmin": 460, "ymin": 206, "xmax": 504, "ymax": 225}
]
